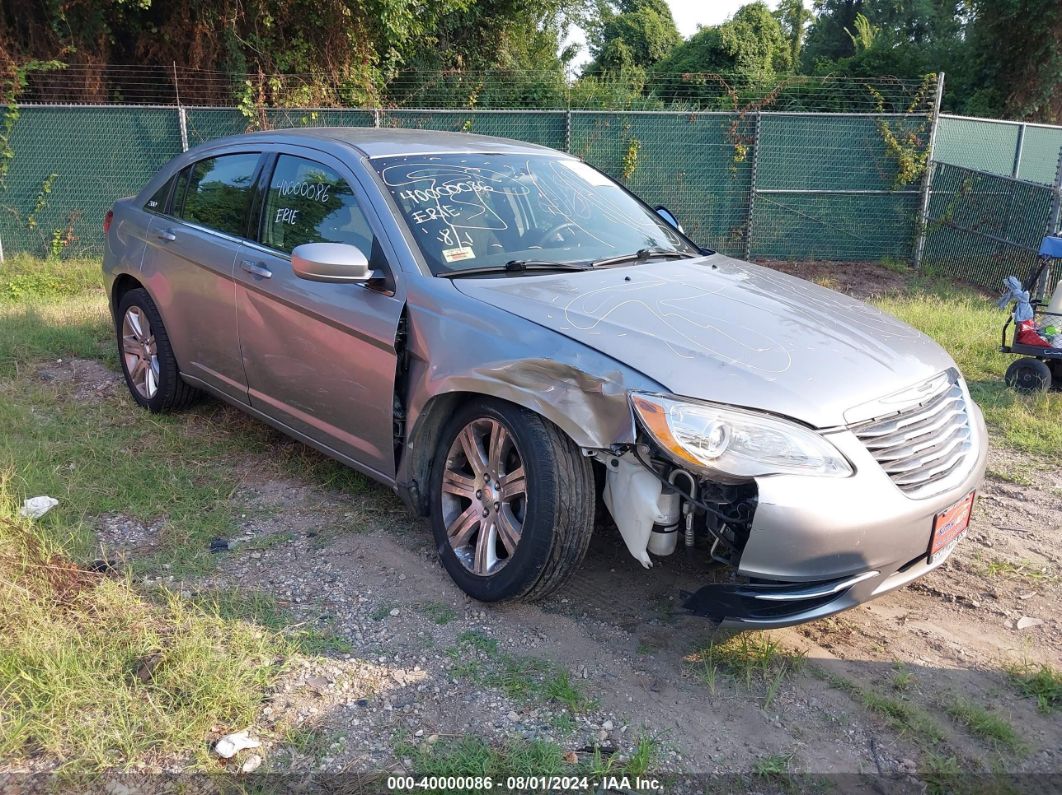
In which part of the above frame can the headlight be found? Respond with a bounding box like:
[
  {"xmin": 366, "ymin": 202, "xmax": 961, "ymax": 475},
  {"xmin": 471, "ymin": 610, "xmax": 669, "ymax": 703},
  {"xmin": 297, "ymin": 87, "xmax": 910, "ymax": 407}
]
[{"xmin": 630, "ymin": 392, "xmax": 853, "ymax": 480}]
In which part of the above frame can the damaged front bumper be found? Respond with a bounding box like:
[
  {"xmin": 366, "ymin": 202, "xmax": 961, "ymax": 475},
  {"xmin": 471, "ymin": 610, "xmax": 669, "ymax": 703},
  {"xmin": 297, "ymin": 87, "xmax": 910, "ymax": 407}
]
[
  {"xmin": 681, "ymin": 403, "xmax": 988, "ymax": 628},
  {"xmin": 684, "ymin": 550, "xmax": 954, "ymax": 628}
]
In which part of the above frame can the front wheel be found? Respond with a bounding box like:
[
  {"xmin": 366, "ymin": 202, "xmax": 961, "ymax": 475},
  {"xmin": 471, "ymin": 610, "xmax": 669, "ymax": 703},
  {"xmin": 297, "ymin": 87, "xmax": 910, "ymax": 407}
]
[{"xmin": 430, "ymin": 399, "xmax": 595, "ymax": 602}]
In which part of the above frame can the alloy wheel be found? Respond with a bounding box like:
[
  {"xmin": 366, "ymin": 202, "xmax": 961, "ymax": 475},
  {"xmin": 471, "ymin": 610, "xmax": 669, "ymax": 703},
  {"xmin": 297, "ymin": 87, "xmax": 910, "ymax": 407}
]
[
  {"xmin": 121, "ymin": 305, "xmax": 160, "ymax": 399},
  {"xmin": 440, "ymin": 417, "xmax": 527, "ymax": 576}
]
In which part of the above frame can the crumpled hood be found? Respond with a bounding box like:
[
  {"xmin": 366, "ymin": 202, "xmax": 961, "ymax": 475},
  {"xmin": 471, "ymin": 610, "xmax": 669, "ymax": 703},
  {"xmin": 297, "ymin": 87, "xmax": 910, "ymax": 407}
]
[{"xmin": 451, "ymin": 255, "xmax": 956, "ymax": 428}]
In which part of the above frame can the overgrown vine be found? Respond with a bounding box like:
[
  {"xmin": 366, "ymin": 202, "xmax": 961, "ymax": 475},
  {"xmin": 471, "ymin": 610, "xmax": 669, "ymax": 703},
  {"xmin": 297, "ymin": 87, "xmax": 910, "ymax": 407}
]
[{"xmin": 868, "ymin": 74, "xmax": 936, "ymax": 188}]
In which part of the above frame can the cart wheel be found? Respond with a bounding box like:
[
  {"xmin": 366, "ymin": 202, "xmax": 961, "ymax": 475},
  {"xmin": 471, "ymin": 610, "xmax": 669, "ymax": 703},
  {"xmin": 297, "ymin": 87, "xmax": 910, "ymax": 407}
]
[{"xmin": 1005, "ymin": 358, "xmax": 1052, "ymax": 393}]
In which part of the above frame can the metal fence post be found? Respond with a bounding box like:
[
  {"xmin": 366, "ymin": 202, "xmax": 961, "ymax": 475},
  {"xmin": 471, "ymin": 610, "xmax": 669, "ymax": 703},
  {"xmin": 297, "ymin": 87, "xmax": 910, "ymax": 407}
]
[
  {"xmin": 913, "ymin": 72, "xmax": 945, "ymax": 271},
  {"xmin": 565, "ymin": 108, "xmax": 572, "ymax": 154},
  {"xmin": 177, "ymin": 106, "xmax": 189, "ymax": 152},
  {"xmin": 373, "ymin": 108, "xmax": 381, "ymax": 128},
  {"xmin": 743, "ymin": 110, "xmax": 762, "ymax": 261},
  {"xmin": 1012, "ymin": 123, "xmax": 1027, "ymax": 178},
  {"xmin": 1049, "ymin": 145, "xmax": 1062, "ymax": 236}
]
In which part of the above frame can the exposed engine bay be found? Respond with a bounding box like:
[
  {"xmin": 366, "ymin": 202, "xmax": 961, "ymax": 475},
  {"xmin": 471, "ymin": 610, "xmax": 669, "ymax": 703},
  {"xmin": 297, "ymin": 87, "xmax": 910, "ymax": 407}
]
[{"xmin": 597, "ymin": 442, "xmax": 757, "ymax": 571}]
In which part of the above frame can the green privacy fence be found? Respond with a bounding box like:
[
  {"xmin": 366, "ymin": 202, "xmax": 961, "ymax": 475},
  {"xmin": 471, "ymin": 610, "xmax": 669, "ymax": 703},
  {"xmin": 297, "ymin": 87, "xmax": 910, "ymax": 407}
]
[
  {"xmin": 936, "ymin": 114, "xmax": 1062, "ymax": 186},
  {"xmin": 1, "ymin": 104, "xmax": 1057, "ymax": 292},
  {"xmin": 921, "ymin": 162, "xmax": 1056, "ymax": 289}
]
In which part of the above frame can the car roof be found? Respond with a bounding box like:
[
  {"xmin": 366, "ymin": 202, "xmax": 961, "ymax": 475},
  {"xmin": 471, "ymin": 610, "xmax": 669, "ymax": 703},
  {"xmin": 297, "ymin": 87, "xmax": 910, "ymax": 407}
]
[{"xmin": 205, "ymin": 126, "xmax": 566, "ymax": 159}]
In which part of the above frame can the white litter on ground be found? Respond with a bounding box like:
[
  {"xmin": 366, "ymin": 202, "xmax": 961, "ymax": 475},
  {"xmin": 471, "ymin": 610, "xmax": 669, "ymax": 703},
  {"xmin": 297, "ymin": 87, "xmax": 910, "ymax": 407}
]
[
  {"xmin": 19, "ymin": 496, "xmax": 59, "ymax": 519},
  {"xmin": 213, "ymin": 730, "xmax": 261, "ymax": 758}
]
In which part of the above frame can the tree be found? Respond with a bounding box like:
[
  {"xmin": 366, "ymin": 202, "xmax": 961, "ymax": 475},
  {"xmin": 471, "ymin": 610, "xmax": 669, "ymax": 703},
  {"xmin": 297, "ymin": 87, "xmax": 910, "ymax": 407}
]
[
  {"xmin": 964, "ymin": 0, "xmax": 1062, "ymax": 122},
  {"xmin": 583, "ymin": 0, "xmax": 681, "ymax": 76},
  {"xmin": 653, "ymin": 2, "xmax": 792, "ymax": 78},
  {"xmin": 775, "ymin": 0, "xmax": 813, "ymax": 68},
  {"xmin": 0, "ymin": 0, "xmax": 583, "ymax": 107}
]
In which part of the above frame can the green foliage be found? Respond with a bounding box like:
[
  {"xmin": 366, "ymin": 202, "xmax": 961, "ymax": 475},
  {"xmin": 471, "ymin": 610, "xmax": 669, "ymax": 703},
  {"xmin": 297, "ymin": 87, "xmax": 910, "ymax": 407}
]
[
  {"xmin": 1006, "ymin": 662, "xmax": 1062, "ymax": 714},
  {"xmin": 654, "ymin": 2, "xmax": 792, "ymax": 80},
  {"xmin": 0, "ymin": 483, "xmax": 288, "ymax": 772},
  {"xmin": 775, "ymin": 0, "xmax": 813, "ymax": 67},
  {"xmin": 584, "ymin": 0, "xmax": 681, "ymax": 76},
  {"xmin": 964, "ymin": 0, "xmax": 1062, "ymax": 122}
]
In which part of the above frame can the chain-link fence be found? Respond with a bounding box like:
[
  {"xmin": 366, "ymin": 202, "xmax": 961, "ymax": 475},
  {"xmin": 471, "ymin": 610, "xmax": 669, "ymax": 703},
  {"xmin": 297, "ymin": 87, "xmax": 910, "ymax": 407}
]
[
  {"xmin": 0, "ymin": 104, "xmax": 941, "ymax": 264},
  {"xmin": 1, "ymin": 69, "xmax": 1060, "ymax": 293},
  {"xmin": 936, "ymin": 115, "xmax": 1062, "ymax": 186},
  {"xmin": 921, "ymin": 162, "xmax": 1058, "ymax": 289}
]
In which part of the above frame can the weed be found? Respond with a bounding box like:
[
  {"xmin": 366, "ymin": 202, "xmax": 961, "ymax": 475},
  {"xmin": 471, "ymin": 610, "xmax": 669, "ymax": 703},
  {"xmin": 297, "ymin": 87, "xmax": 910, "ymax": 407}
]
[
  {"xmin": 448, "ymin": 632, "xmax": 594, "ymax": 713},
  {"xmin": 1006, "ymin": 662, "xmax": 1061, "ymax": 714},
  {"xmin": 420, "ymin": 601, "xmax": 457, "ymax": 626},
  {"xmin": 891, "ymin": 664, "xmax": 914, "ymax": 692},
  {"xmin": 371, "ymin": 602, "xmax": 397, "ymax": 621},
  {"xmin": 980, "ymin": 559, "xmax": 1056, "ymax": 583},
  {"xmin": 399, "ymin": 736, "xmax": 566, "ymax": 783},
  {"xmin": 192, "ymin": 587, "xmax": 352, "ymax": 655},
  {"xmin": 920, "ymin": 752, "xmax": 963, "ymax": 795},
  {"xmin": 624, "ymin": 734, "xmax": 659, "ymax": 778},
  {"xmin": 688, "ymin": 633, "xmax": 806, "ymax": 704},
  {"xmin": 815, "ymin": 669, "xmax": 946, "ymax": 745},
  {"xmin": 753, "ymin": 753, "xmax": 796, "ymax": 790},
  {"xmin": 943, "ymin": 696, "xmax": 1025, "ymax": 753}
]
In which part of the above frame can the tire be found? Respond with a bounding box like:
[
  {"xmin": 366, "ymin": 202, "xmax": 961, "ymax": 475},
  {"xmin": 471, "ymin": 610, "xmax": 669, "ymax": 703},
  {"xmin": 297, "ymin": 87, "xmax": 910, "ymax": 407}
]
[
  {"xmin": 116, "ymin": 288, "xmax": 201, "ymax": 412},
  {"xmin": 1004, "ymin": 357, "xmax": 1052, "ymax": 394},
  {"xmin": 429, "ymin": 398, "xmax": 595, "ymax": 603}
]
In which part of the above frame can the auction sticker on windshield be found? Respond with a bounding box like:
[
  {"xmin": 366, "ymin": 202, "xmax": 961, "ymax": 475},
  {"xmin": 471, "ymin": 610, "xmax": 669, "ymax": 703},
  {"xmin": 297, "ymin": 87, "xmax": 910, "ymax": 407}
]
[
  {"xmin": 442, "ymin": 246, "xmax": 475, "ymax": 263},
  {"xmin": 928, "ymin": 491, "xmax": 974, "ymax": 564}
]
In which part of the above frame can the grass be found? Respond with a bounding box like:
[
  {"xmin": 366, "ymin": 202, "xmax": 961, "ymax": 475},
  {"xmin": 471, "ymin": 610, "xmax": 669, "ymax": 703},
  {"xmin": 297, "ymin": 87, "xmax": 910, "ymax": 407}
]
[
  {"xmin": 0, "ymin": 478, "xmax": 288, "ymax": 772},
  {"xmin": 978, "ymin": 558, "xmax": 1057, "ymax": 583},
  {"xmin": 873, "ymin": 282, "xmax": 1062, "ymax": 456},
  {"xmin": 191, "ymin": 586, "xmax": 354, "ymax": 655},
  {"xmin": 420, "ymin": 600, "xmax": 457, "ymax": 626},
  {"xmin": 448, "ymin": 630, "xmax": 595, "ymax": 714},
  {"xmin": 398, "ymin": 736, "xmax": 566, "ymax": 784},
  {"xmin": 943, "ymin": 697, "xmax": 1026, "ymax": 753},
  {"xmin": 753, "ymin": 753, "xmax": 797, "ymax": 791},
  {"xmin": 1006, "ymin": 661, "xmax": 1062, "ymax": 714},
  {"xmin": 0, "ymin": 256, "xmax": 373, "ymax": 576},
  {"xmin": 814, "ymin": 669, "xmax": 946, "ymax": 746},
  {"xmin": 687, "ymin": 632, "xmax": 806, "ymax": 707},
  {"xmin": 0, "ymin": 255, "xmax": 111, "ymax": 374}
]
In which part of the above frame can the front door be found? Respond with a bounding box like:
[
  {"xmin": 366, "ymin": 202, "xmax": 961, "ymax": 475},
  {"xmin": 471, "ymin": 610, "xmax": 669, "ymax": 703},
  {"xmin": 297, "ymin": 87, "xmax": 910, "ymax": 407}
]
[{"xmin": 234, "ymin": 151, "xmax": 404, "ymax": 479}]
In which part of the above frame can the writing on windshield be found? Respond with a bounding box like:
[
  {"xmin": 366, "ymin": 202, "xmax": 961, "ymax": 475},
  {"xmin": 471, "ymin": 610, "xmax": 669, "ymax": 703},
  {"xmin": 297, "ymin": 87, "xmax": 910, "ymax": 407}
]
[{"xmin": 373, "ymin": 154, "xmax": 691, "ymax": 273}]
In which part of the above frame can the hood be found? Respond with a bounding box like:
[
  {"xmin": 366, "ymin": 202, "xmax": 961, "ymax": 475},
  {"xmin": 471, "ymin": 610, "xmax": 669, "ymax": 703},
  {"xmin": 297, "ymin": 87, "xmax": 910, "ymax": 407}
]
[{"xmin": 451, "ymin": 255, "xmax": 955, "ymax": 428}]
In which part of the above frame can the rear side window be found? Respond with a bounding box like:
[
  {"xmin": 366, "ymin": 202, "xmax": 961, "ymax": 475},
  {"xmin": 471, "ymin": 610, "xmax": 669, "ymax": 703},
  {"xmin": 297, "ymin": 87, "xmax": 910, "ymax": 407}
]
[
  {"xmin": 261, "ymin": 154, "xmax": 377, "ymax": 257},
  {"xmin": 145, "ymin": 175, "xmax": 175, "ymax": 214},
  {"xmin": 178, "ymin": 153, "xmax": 260, "ymax": 238}
]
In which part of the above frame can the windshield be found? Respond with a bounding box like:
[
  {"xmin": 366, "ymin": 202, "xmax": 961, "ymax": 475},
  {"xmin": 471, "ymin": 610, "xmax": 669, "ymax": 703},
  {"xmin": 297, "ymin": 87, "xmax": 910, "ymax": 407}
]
[{"xmin": 371, "ymin": 153, "xmax": 698, "ymax": 274}]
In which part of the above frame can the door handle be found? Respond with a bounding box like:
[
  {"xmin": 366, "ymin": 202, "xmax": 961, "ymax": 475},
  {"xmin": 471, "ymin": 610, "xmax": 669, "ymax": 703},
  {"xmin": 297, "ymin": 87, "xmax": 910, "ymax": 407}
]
[
  {"xmin": 157, "ymin": 229, "xmax": 176, "ymax": 242},
  {"xmin": 241, "ymin": 260, "xmax": 272, "ymax": 279}
]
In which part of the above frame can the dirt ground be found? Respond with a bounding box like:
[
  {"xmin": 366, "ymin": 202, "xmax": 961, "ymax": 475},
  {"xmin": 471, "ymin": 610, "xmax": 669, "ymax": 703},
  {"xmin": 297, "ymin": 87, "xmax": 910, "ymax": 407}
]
[{"xmin": 39, "ymin": 263, "xmax": 1062, "ymax": 788}]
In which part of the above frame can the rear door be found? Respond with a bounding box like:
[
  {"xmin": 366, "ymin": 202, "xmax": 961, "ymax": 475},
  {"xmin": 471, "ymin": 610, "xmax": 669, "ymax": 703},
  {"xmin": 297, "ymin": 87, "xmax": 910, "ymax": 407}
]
[
  {"xmin": 233, "ymin": 149, "xmax": 405, "ymax": 479},
  {"xmin": 140, "ymin": 150, "xmax": 264, "ymax": 402}
]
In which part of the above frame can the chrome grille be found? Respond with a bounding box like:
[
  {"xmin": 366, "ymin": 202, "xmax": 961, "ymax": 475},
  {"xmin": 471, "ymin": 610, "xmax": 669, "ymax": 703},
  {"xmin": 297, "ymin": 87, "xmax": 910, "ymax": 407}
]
[{"xmin": 852, "ymin": 374, "xmax": 973, "ymax": 498}]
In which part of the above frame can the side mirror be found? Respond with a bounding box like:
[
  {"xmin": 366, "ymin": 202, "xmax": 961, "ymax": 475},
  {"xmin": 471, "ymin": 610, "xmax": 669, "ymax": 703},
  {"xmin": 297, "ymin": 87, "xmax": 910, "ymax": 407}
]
[
  {"xmin": 292, "ymin": 242, "xmax": 375, "ymax": 283},
  {"xmin": 655, "ymin": 205, "xmax": 684, "ymax": 233}
]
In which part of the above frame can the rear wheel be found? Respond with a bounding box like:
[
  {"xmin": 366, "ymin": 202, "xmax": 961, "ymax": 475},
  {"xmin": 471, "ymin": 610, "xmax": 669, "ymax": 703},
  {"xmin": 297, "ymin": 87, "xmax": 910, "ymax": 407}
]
[
  {"xmin": 430, "ymin": 399, "xmax": 595, "ymax": 602},
  {"xmin": 1005, "ymin": 357, "xmax": 1052, "ymax": 394},
  {"xmin": 116, "ymin": 288, "xmax": 201, "ymax": 412}
]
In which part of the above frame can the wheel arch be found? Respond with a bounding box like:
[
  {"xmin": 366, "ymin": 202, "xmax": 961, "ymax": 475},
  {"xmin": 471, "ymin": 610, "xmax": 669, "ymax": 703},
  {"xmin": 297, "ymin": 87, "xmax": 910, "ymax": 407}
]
[
  {"xmin": 397, "ymin": 380, "xmax": 631, "ymax": 517},
  {"xmin": 110, "ymin": 273, "xmax": 146, "ymax": 322}
]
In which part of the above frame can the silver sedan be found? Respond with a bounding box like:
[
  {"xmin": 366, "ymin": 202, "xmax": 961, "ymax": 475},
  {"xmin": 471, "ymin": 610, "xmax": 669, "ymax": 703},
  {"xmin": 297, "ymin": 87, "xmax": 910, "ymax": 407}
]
[{"xmin": 102, "ymin": 128, "xmax": 987, "ymax": 627}]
